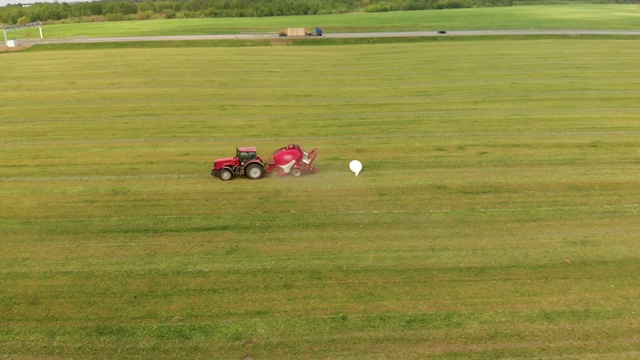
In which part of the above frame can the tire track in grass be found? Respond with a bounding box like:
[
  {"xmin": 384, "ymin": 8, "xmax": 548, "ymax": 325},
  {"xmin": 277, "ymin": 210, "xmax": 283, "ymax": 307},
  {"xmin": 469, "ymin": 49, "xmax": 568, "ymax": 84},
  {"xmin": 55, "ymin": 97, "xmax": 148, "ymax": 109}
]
[
  {"xmin": 350, "ymin": 203, "xmax": 640, "ymax": 214},
  {"xmin": 2, "ymin": 202, "xmax": 637, "ymax": 222},
  {"xmin": 2, "ymin": 130, "xmax": 640, "ymax": 146},
  {"xmin": 2, "ymin": 105, "xmax": 639, "ymax": 127},
  {"xmin": 0, "ymin": 174, "xmax": 210, "ymax": 183}
]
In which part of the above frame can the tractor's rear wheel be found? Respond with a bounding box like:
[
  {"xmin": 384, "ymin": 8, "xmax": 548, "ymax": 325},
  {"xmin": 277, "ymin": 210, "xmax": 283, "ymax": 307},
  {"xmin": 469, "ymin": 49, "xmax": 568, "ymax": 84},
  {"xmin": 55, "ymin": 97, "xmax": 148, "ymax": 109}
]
[
  {"xmin": 291, "ymin": 168, "xmax": 302, "ymax": 177},
  {"xmin": 219, "ymin": 168, "xmax": 234, "ymax": 181},
  {"xmin": 245, "ymin": 164, "xmax": 264, "ymax": 180}
]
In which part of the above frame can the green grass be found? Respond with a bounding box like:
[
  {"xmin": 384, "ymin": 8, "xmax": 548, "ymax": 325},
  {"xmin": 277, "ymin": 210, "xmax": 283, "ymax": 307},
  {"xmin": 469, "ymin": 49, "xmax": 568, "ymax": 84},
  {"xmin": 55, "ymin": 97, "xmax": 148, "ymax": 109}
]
[
  {"xmin": 2, "ymin": 28, "xmax": 640, "ymax": 359},
  {"xmin": 12, "ymin": 33, "xmax": 640, "ymax": 52},
  {"xmin": 5, "ymin": 4, "xmax": 640, "ymax": 40}
]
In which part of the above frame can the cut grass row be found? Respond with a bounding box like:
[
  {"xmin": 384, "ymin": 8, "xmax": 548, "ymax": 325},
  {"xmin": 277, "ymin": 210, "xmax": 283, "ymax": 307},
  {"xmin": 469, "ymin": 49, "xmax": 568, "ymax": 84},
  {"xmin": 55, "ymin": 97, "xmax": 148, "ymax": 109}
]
[{"xmin": 1, "ymin": 37, "xmax": 640, "ymax": 358}]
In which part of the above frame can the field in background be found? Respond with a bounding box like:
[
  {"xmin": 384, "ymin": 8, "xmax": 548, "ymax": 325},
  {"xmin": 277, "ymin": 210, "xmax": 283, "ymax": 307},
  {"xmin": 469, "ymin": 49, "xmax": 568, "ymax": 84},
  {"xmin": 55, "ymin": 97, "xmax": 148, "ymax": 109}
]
[
  {"xmin": 2, "ymin": 30, "xmax": 640, "ymax": 359},
  {"xmin": 3, "ymin": 4, "xmax": 640, "ymax": 39}
]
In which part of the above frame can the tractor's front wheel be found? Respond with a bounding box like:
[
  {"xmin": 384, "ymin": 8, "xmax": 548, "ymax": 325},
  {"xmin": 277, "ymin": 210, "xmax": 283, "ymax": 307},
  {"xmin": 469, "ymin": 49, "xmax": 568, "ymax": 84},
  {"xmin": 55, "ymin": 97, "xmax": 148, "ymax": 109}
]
[
  {"xmin": 219, "ymin": 168, "xmax": 234, "ymax": 181},
  {"xmin": 291, "ymin": 168, "xmax": 302, "ymax": 177},
  {"xmin": 245, "ymin": 164, "xmax": 264, "ymax": 180}
]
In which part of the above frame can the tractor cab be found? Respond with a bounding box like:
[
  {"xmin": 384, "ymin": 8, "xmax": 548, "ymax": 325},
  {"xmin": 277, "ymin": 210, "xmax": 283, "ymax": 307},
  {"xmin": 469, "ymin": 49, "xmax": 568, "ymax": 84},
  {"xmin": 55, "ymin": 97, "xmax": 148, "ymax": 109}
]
[{"xmin": 237, "ymin": 147, "xmax": 258, "ymax": 165}]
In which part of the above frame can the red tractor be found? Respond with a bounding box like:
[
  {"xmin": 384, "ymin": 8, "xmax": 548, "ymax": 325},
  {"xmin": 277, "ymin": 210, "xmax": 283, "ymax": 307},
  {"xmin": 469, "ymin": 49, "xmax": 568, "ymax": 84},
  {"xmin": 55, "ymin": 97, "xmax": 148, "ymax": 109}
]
[
  {"xmin": 211, "ymin": 147, "xmax": 265, "ymax": 181},
  {"xmin": 211, "ymin": 144, "xmax": 318, "ymax": 180}
]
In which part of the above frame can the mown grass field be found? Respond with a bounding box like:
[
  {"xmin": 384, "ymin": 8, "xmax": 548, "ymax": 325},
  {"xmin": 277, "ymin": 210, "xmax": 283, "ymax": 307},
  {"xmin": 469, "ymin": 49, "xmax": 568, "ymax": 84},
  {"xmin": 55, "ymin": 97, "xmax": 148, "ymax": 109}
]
[
  {"xmin": 4, "ymin": 4, "xmax": 640, "ymax": 39},
  {"xmin": 2, "ymin": 8, "xmax": 640, "ymax": 359}
]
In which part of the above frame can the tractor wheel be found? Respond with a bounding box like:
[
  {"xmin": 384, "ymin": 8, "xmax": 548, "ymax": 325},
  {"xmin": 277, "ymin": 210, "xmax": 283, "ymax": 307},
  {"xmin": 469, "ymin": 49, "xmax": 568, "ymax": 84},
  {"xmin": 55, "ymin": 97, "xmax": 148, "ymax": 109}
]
[
  {"xmin": 291, "ymin": 168, "xmax": 303, "ymax": 177},
  {"xmin": 219, "ymin": 168, "xmax": 234, "ymax": 181},
  {"xmin": 245, "ymin": 164, "xmax": 264, "ymax": 180}
]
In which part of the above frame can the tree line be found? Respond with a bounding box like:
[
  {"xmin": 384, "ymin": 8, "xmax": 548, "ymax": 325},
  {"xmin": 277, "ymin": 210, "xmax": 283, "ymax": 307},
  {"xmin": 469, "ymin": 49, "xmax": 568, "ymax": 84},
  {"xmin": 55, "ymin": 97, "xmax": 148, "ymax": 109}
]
[
  {"xmin": 2, "ymin": 0, "xmax": 506, "ymax": 24},
  {"xmin": 1, "ymin": 0, "xmax": 635, "ymax": 25}
]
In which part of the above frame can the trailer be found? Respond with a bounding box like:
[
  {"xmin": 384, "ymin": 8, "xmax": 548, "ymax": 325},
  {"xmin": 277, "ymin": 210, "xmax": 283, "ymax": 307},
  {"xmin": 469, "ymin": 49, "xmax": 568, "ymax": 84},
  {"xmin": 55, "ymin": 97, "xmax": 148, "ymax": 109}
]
[
  {"xmin": 265, "ymin": 144, "xmax": 318, "ymax": 177},
  {"xmin": 279, "ymin": 27, "xmax": 323, "ymax": 37}
]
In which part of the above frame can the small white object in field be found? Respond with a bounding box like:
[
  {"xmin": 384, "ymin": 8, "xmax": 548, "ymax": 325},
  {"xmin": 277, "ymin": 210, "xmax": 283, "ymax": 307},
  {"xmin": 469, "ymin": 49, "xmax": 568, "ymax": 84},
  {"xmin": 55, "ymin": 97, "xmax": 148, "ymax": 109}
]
[{"xmin": 349, "ymin": 160, "xmax": 363, "ymax": 177}]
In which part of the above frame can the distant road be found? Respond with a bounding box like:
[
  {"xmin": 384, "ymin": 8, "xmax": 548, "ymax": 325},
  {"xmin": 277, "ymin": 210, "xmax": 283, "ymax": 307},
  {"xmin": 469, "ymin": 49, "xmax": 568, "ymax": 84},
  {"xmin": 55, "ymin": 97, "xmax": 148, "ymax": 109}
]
[{"xmin": 20, "ymin": 30, "xmax": 640, "ymax": 45}]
